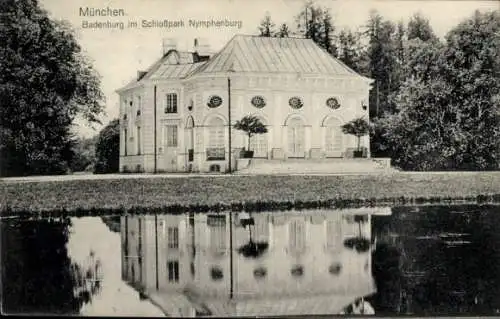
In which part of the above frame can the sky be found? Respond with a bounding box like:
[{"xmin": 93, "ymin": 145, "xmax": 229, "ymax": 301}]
[{"xmin": 39, "ymin": 0, "xmax": 499, "ymax": 138}]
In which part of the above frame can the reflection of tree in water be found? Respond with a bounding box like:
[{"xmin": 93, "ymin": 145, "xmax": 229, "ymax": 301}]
[
  {"xmin": 101, "ymin": 216, "xmax": 121, "ymax": 233},
  {"xmin": 372, "ymin": 206, "xmax": 500, "ymax": 315},
  {"xmin": 1, "ymin": 217, "xmax": 102, "ymax": 315},
  {"xmin": 70, "ymin": 250, "xmax": 103, "ymax": 309},
  {"xmin": 343, "ymin": 215, "xmax": 371, "ymax": 253}
]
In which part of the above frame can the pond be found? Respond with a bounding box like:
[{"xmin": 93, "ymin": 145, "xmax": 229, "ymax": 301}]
[{"xmin": 2, "ymin": 205, "xmax": 499, "ymax": 316}]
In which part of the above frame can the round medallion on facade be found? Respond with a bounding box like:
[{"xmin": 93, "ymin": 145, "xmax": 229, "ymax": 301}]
[
  {"xmin": 207, "ymin": 95, "xmax": 223, "ymax": 108},
  {"xmin": 326, "ymin": 97, "xmax": 340, "ymax": 110},
  {"xmin": 289, "ymin": 96, "xmax": 303, "ymax": 109},
  {"xmin": 251, "ymin": 95, "xmax": 266, "ymax": 108}
]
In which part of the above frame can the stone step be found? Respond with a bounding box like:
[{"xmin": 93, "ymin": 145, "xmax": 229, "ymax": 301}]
[{"xmin": 236, "ymin": 159, "xmax": 395, "ymax": 174}]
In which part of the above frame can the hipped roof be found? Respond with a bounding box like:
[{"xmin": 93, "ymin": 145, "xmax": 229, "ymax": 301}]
[
  {"xmin": 117, "ymin": 34, "xmax": 371, "ymax": 92},
  {"xmin": 190, "ymin": 35, "xmax": 366, "ymax": 77}
]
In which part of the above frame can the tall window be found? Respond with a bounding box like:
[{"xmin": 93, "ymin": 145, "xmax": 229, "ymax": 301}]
[
  {"xmin": 167, "ymin": 227, "xmax": 179, "ymax": 249},
  {"xmin": 124, "ymin": 128, "xmax": 128, "ymax": 156},
  {"xmin": 208, "ymin": 215, "xmax": 227, "ymax": 252},
  {"xmin": 326, "ymin": 217, "xmax": 342, "ymax": 252},
  {"xmin": 253, "ymin": 217, "xmax": 270, "ymax": 242},
  {"xmin": 136, "ymin": 126, "xmax": 141, "ymax": 155},
  {"xmin": 165, "ymin": 125, "xmax": 178, "ymax": 147},
  {"xmin": 289, "ymin": 219, "xmax": 306, "ymax": 254},
  {"xmin": 165, "ymin": 93, "xmax": 178, "ymax": 113},
  {"xmin": 207, "ymin": 117, "xmax": 225, "ymax": 160},
  {"xmin": 167, "ymin": 260, "xmax": 179, "ymax": 283}
]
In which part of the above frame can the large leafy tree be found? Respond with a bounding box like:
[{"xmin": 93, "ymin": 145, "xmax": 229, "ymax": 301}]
[
  {"xmin": 407, "ymin": 13, "xmax": 438, "ymax": 42},
  {"xmin": 94, "ymin": 119, "xmax": 119, "ymax": 174},
  {"xmin": 381, "ymin": 10, "xmax": 500, "ymax": 170},
  {"xmin": 439, "ymin": 10, "xmax": 500, "ymax": 170},
  {"xmin": 0, "ymin": 0, "xmax": 105, "ymax": 177}
]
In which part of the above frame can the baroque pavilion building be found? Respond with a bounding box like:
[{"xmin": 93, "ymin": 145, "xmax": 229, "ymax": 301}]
[{"xmin": 116, "ymin": 35, "xmax": 373, "ymax": 173}]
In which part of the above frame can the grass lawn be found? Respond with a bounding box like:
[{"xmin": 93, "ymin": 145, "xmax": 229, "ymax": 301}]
[{"xmin": 1, "ymin": 172, "xmax": 499, "ymax": 216}]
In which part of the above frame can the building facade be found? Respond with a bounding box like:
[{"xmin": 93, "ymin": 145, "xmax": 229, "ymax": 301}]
[
  {"xmin": 120, "ymin": 207, "xmax": 389, "ymax": 316},
  {"xmin": 117, "ymin": 35, "xmax": 373, "ymax": 173}
]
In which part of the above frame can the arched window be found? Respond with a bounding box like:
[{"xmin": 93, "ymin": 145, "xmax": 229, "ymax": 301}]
[{"xmin": 289, "ymin": 219, "xmax": 306, "ymax": 255}]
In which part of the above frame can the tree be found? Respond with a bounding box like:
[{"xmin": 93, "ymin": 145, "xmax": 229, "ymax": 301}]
[
  {"xmin": 380, "ymin": 10, "xmax": 500, "ymax": 170},
  {"xmin": 234, "ymin": 115, "xmax": 268, "ymax": 152},
  {"xmin": 407, "ymin": 12, "xmax": 438, "ymax": 42},
  {"xmin": 366, "ymin": 12, "xmax": 399, "ymax": 118},
  {"xmin": 258, "ymin": 13, "xmax": 276, "ymax": 37},
  {"xmin": 69, "ymin": 135, "xmax": 98, "ymax": 172},
  {"xmin": 0, "ymin": 0, "xmax": 105, "ymax": 177},
  {"xmin": 439, "ymin": 10, "xmax": 500, "ymax": 170},
  {"xmin": 277, "ymin": 23, "xmax": 290, "ymax": 38},
  {"xmin": 296, "ymin": 1, "xmax": 338, "ymax": 56},
  {"xmin": 338, "ymin": 29, "xmax": 363, "ymax": 72},
  {"xmin": 341, "ymin": 117, "xmax": 371, "ymax": 156},
  {"xmin": 94, "ymin": 119, "xmax": 119, "ymax": 174}
]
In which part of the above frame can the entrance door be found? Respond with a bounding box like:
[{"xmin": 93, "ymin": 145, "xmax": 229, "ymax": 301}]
[
  {"xmin": 287, "ymin": 118, "xmax": 305, "ymax": 158},
  {"xmin": 164, "ymin": 125, "xmax": 178, "ymax": 171},
  {"xmin": 250, "ymin": 133, "xmax": 268, "ymax": 158},
  {"xmin": 324, "ymin": 117, "xmax": 343, "ymax": 157}
]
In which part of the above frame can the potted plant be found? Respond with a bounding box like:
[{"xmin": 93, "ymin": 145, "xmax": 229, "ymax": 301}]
[
  {"xmin": 234, "ymin": 115, "xmax": 268, "ymax": 158},
  {"xmin": 341, "ymin": 117, "xmax": 371, "ymax": 158}
]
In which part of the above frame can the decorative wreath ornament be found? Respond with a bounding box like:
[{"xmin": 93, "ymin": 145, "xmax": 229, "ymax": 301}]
[
  {"xmin": 207, "ymin": 95, "xmax": 223, "ymax": 108},
  {"xmin": 289, "ymin": 96, "xmax": 304, "ymax": 109},
  {"xmin": 326, "ymin": 97, "xmax": 341, "ymax": 109},
  {"xmin": 251, "ymin": 95, "xmax": 266, "ymax": 108}
]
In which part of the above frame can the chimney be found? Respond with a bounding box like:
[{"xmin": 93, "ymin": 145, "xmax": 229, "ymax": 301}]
[
  {"xmin": 162, "ymin": 38, "xmax": 177, "ymax": 56},
  {"xmin": 193, "ymin": 37, "xmax": 211, "ymax": 56}
]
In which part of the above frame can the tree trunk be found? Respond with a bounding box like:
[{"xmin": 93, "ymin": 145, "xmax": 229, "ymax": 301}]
[
  {"xmin": 247, "ymin": 133, "xmax": 251, "ymax": 151},
  {"xmin": 357, "ymin": 136, "xmax": 361, "ymax": 152}
]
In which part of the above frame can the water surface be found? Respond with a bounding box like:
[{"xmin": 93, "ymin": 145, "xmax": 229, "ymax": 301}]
[{"xmin": 2, "ymin": 205, "xmax": 499, "ymax": 316}]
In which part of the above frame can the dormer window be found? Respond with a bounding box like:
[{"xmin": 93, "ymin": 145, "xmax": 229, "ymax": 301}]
[{"xmin": 164, "ymin": 93, "xmax": 178, "ymax": 113}]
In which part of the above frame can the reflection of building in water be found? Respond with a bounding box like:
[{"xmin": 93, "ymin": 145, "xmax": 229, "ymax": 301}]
[{"xmin": 121, "ymin": 208, "xmax": 388, "ymax": 317}]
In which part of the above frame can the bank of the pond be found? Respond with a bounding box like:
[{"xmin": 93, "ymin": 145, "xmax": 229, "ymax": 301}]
[{"xmin": 1, "ymin": 172, "xmax": 499, "ymax": 217}]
